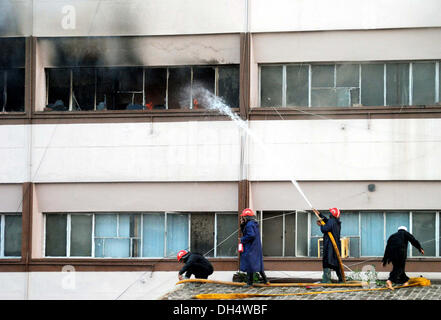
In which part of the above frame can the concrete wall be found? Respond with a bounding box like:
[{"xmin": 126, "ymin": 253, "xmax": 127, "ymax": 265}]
[
  {"xmin": 2, "ymin": 0, "xmax": 441, "ymax": 37},
  {"xmin": 0, "ymin": 184, "xmax": 22, "ymax": 212},
  {"xmin": 2, "ymin": 118, "xmax": 441, "ymax": 184},
  {"xmin": 247, "ymin": 119, "xmax": 441, "ymax": 181}
]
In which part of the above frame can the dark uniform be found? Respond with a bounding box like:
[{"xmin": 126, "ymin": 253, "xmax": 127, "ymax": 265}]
[
  {"xmin": 382, "ymin": 228, "xmax": 424, "ymax": 284},
  {"xmin": 178, "ymin": 252, "xmax": 213, "ymax": 279},
  {"xmin": 240, "ymin": 216, "xmax": 268, "ymax": 285},
  {"xmin": 319, "ymin": 213, "xmax": 343, "ymax": 283}
]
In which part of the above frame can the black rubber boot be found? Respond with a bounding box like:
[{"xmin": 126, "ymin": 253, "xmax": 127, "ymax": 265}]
[{"xmin": 259, "ymin": 271, "xmax": 269, "ymax": 284}]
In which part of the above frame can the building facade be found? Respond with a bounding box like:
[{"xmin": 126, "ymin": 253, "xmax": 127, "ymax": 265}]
[{"xmin": 1, "ymin": 0, "xmax": 441, "ymax": 298}]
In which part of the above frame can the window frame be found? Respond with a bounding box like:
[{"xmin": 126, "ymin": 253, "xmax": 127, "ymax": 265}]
[
  {"xmin": 0, "ymin": 213, "xmax": 22, "ymax": 258},
  {"xmin": 43, "ymin": 65, "xmax": 238, "ymax": 112},
  {"xmin": 259, "ymin": 60, "xmax": 440, "ymax": 108}
]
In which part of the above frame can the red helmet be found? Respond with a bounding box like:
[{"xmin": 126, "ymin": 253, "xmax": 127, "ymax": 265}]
[
  {"xmin": 240, "ymin": 208, "xmax": 255, "ymax": 217},
  {"xmin": 177, "ymin": 250, "xmax": 188, "ymax": 261},
  {"xmin": 330, "ymin": 208, "xmax": 341, "ymax": 218}
]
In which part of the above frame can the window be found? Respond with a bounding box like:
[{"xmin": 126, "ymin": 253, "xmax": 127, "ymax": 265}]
[
  {"xmin": 0, "ymin": 214, "xmax": 22, "ymax": 257},
  {"xmin": 44, "ymin": 65, "xmax": 239, "ymax": 111},
  {"xmin": 0, "ymin": 38, "xmax": 25, "ymax": 113},
  {"xmin": 307, "ymin": 210, "xmax": 439, "ymax": 258},
  {"xmin": 260, "ymin": 61, "xmax": 440, "ymax": 108},
  {"xmin": 44, "ymin": 212, "xmax": 237, "ymax": 258}
]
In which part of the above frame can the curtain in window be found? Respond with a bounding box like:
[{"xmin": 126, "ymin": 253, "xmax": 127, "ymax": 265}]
[
  {"xmin": 166, "ymin": 214, "xmax": 189, "ymax": 258},
  {"xmin": 142, "ymin": 213, "xmax": 165, "ymax": 257},
  {"xmin": 361, "ymin": 212, "xmax": 384, "ymax": 256}
]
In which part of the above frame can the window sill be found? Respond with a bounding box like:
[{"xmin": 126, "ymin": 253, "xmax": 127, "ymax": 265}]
[{"xmin": 250, "ymin": 105, "xmax": 441, "ymax": 120}]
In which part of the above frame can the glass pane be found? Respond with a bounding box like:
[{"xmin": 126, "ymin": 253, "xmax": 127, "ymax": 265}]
[
  {"xmin": 45, "ymin": 214, "xmax": 67, "ymax": 257},
  {"xmin": 104, "ymin": 239, "xmax": 130, "ymax": 258},
  {"xmin": 70, "ymin": 214, "xmax": 92, "ymax": 257},
  {"xmin": 4, "ymin": 68, "xmax": 25, "ymax": 112},
  {"xmin": 296, "ymin": 211, "xmax": 308, "ymax": 256},
  {"xmin": 361, "ymin": 64, "xmax": 384, "ymax": 106},
  {"xmin": 192, "ymin": 67, "xmax": 215, "ymax": 109},
  {"xmin": 386, "ymin": 63, "xmax": 409, "ymax": 106},
  {"xmin": 262, "ymin": 212, "xmax": 283, "ymax": 256},
  {"xmin": 145, "ymin": 68, "xmax": 167, "ymax": 110},
  {"xmin": 340, "ymin": 211, "xmax": 359, "ymax": 236},
  {"xmin": 216, "ymin": 214, "xmax": 237, "ymax": 257},
  {"xmin": 286, "ymin": 65, "xmax": 309, "ymax": 106},
  {"xmin": 361, "ymin": 212, "xmax": 384, "ymax": 256},
  {"xmin": 412, "ymin": 62, "xmax": 436, "ymax": 105},
  {"xmin": 412, "ymin": 212, "xmax": 435, "ymax": 256},
  {"xmin": 142, "ymin": 213, "xmax": 165, "ymax": 257},
  {"xmin": 46, "ymin": 69, "xmax": 70, "ymax": 111},
  {"xmin": 4, "ymin": 215, "xmax": 21, "ymax": 256},
  {"xmin": 218, "ymin": 66, "xmax": 239, "ymax": 109},
  {"xmin": 119, "ymin": 214, "xmax": 141, "ymax": 238},
  {"xmin": 260, "ymin": 66, "xmax": 282, "ymax": 107},
  {"xmin": 168, "ymin": 67, "xmax": 191, "ymax": 109},
  {"xmin": 190, "ymin": 213, "xmax": 214, "ymax": 257},
  {"xmin": 94, "ymin": 238, "xmax": 104, "ymax": 257},
  {"xmin": 311, "ymin": 65, "xmax": 334, "ymax": 87},
  {"xmin": 348, "ymin": 237, "xmax": 360, "ymax": 258},
  {"xmin": 336, "ymin": 64, "xmax": 359, "ymax": 87},
  {"xmin": 285, "ymin": 212, "xmax": 296, "ymax": 256},
  {"xmin": 166, "ymin": 214, "xmax": 189, "ymax": 257},
  {"xmin": 311, "ymin": 88, "xmax": 350, "ymax": 107},
  {"xmin": 95, "ymin": 214, "xmax": 117, "ymax": 237}
]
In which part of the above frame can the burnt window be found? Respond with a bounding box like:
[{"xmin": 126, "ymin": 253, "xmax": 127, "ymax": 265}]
[
  {"xmin": 44, "ymin": 65, "xmax": 239, "ymax": 112},
  {"xmin": 0, "ymin": 38, "xmax": 25, "ymax": 113},
  {"xmin": 145, "ymin": 68, "xmax": 167, "ymax": 110},
  {"xmin": 46, "ymin": 68, "xmax": 70, "ymax": 111}
]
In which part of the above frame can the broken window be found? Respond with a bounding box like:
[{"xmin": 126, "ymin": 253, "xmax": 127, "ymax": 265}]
[
  {"xmin": 44, "ymin": 65, "xmax": 239, "ymax": 112},
  {"xmin": 412, "ymin": 62, "xmax": 436, "ymax": 105},
  {"xmin": 145, "ymin": 68, "xmax": 167, "ymax": 110},
  {"xmin": 218, "ymin": 66, "xmax": 240, "ymax": 109},
  {"xmin": 72, "ymin": 68, "xmax": 96, "ymax": 111},
  {"xmin": 46, "ymin": 69, "xmax": 70, "ymax": 111},
  {"xmin": 0, "ymin": 38, "xmax": 25, "ymax": 113},
  {"xmin": 168, "ymin": 67, "xmax": 191, "ymax": 109},
  {"xmin": 1, "ymin": 214, "xmax": 22, "ymax": 257}
]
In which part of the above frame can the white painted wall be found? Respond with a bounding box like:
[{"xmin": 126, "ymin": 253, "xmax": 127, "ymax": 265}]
[
  {"xmin": 3, "ymin": 0, "xmax": 441, "ymax": 37},
  {"xmin": 2, "ymin": 118, "xmax": 441, "ymax": 184},
  {"xmin": 0, "ymin": 184, "xmax": 22, "ymax": 212},
  {"xmin": 249, "ymin": 0, "xmax": 441, "ymax": 33},
  {"xmin": 0, "ymin": 271, "xmax": 235, "ymax": 300},
  {"xmin": 247, "ymin": 119, "xmax": 441, "ymax": 181},
  {"xmin": 30, "ymin": 121, "xmax": 241, "ymax": 183}
]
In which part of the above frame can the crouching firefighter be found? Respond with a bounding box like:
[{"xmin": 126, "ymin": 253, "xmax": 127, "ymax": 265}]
[
  {"xmin": 317, "ymin": 208, "xmax": 343, "ymax": 283},
  {"xmin": 239, "ymin": 208, "xmax": 269, "ymax": 286},
  {"xmin": 177, "ymin": 250, "xmax": 214, "ymax": 280},
  {"xmin": 382, "ymin": 226, "xmax": 424, "ymax": 290}
]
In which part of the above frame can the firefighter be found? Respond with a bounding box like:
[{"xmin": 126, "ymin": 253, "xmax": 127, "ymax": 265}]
[
  {"xmin": 177, "ymin": 250, "xmax": 214, "ymax": 280},
  {"xmin": 382, "ymin": 226, "xmax": 424, "ymax": 289},
  {"xmin": 316, "ymin": 208, "xmax": 343, "ymax": 283},
  {"xmin": 239, "ymin": 208, "xmax": 269, "ymax": 286}
]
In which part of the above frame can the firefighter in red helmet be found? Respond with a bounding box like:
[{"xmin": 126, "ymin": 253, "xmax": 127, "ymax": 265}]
[
  {"xmin": 177, "ymin": 250, "xmax": 213, "ymax": 280},
  {"xmin": 316, "ymin": 208, "xmax": 343, "ymax": 283},
  {"xmin": 239, "ymin": 208, "xmax": 269, "ymax": 286}
]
